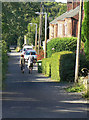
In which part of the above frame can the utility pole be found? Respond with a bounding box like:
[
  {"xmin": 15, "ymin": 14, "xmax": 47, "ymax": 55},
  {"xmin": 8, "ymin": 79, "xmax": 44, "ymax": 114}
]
[
  {"xmin": 38, "ymin": 2, "xmax": 42, "ymax": 54},
  {"xmin": 75, "ymin": 0, "xmax": 83, "ymax": 83},
  {"xmin": 44, "ymin": 13, "xmax": 47, "ymax": 58},
  {"xmin": 35, "ymin": 24, "xmax": 37, "ymax": 52}
]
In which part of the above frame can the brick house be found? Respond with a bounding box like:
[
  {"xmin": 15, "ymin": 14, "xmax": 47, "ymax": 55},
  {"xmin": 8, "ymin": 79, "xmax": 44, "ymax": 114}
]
[{"xmin": 49, "ymin": 0, "xmax": 84, "ymax": 39}]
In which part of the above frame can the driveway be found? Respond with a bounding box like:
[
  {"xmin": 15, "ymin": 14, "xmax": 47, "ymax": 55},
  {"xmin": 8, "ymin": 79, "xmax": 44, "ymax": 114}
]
[{"xmin": 2, "ymin": 50, "xmax": 88, "ymax": 119}]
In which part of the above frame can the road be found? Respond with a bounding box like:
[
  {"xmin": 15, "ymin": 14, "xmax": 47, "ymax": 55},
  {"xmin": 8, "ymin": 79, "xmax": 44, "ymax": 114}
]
[{"xmin": 2, "ymin": 50, "xmax": 88, "ymax": 119}]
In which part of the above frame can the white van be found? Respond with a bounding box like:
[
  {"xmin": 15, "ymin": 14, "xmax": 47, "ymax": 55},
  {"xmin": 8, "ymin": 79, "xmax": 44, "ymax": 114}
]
[{"xmin": 21, "ymin": 45, "xmax": 33, "ymax": 55}]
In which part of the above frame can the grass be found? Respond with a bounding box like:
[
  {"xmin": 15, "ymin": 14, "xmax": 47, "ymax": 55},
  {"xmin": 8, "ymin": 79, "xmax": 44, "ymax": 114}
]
[
  {"xmin": 82, "ymin": 91, "xmax": 89, "ymax": 99},
  {"xmin": 65, "ymin": 83, "xmax": 85, "ymax": 93}
]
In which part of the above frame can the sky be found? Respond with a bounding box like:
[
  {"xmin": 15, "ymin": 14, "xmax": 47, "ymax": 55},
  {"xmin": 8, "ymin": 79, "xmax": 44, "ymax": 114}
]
[{"xmin": 55, "ymin": 0, "xmax": 67, "ymax": 3}]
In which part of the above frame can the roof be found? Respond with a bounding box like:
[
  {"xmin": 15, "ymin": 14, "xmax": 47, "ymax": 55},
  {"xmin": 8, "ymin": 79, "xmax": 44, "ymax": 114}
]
[{"xmin": 50, "ymin": 6, "xmax": 80, "ymax": 24}]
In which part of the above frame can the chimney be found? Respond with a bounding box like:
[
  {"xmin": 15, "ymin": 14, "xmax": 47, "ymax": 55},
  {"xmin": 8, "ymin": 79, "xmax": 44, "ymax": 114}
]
[
  {"xmin": 67, "ymin": 0, "xmax": 73, "ymax": 11},
  {"xmin": 67, "ymin": 0, "xmax": 80, "ymax": 11}
]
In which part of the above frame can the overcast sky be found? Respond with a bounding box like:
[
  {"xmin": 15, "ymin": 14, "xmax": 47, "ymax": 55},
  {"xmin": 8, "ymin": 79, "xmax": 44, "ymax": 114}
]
[{"xmin": 55, "ymin": 0, "xmax": 67, "ymax": 3}]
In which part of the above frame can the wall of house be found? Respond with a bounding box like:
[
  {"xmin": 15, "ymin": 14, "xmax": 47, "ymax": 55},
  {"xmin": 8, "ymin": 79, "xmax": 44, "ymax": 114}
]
[
  {"xmin": 57, "ymin": 21, "xmax": 65, "ymax": 37},
  {"xmin": 54, "ymin": 24, "xmax": 58, "ymax": 38},
  {"xmin": 65, "ymin": 18, "xmax": 72, "ymax": 37},
  {"xmin": 49, "ymin": 24, "xmax": 54, "ymax": 39}
]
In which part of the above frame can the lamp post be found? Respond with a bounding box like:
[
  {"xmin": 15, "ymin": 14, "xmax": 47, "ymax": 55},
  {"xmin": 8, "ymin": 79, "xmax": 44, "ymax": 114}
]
[
  {"xmin": 35, "ymin": 12, "xmax": 47, "ymax": 58},
  {"xmin": 29, "ymin": 23, "xmax": 37, "ymax": 52}
]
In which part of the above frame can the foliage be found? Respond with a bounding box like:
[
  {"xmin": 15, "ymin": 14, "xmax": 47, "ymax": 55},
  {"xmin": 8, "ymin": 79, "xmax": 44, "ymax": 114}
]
[
  {"xmin": 66, "ymin": 83, "xmax": 85, "ymax": 93},
  {"xmin": 82, "ymin": 91, "xmax": 89, "ymax": 99},
  {"xmin": 2, "ymin": 40, "xmax": 8, "ymax": 80},
  {"xmin": 37, "ymin": 49, "xmax": 44, "ymax": 61},
  {"xmin": 47, "ymin": 37, "xmax": 77, "ymax": 58},
  {"xmin": 51, "ymin": 51, "xmax": 73, "ymax": 81},
  {"xmin": 2, "ymin": 2, "xmax": 40, "ymax": 48},
  {"xmin": 2, "ymin": 2, "xmax": 67, "ymax": 49},
  {"xmin": 44, "ymin": 2, "xmax": 67, "ymax": 21},
  {"xmin": 42, "ymin": 51, "xmax": 89, "ymax": 82},
  {"xmin": 42, "ymin": 58, "xmax": 51, "ymax": 77},
  {"xmin": 82, "ymin": 1, "xmax": 89, "ymax": 60}
]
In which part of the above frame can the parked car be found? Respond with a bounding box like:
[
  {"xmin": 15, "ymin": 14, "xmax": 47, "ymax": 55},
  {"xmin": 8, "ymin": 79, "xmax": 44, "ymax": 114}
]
[
  {"xmin": 24, "ymin": 50, "xmax": 37, "ymax": 62},
  {"xmin": 21, "ymin": 45, "xmax": 33, "ymax": 55}
]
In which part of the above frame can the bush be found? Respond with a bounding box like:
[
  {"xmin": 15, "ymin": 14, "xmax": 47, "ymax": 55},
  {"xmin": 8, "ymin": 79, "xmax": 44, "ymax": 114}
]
[
  {"xmin": 60, "ymin": 53, "xmax": 89, "ymax": 82},
  {"xmin": 47, "ymin": 37, "xmax": 77, "ymax": 57},
  {"xmin": 66, "ymin": 83, "xmax": 85, "ymax": 93},
  {"xmin": 2, "ymin": 40, "xmax": 8, "ymax": 80},
  {"xmin": 42, "ymin": 58, "xmax": 51, "ymax": 77},
  {"xmin": 42, "ymin": 51, "xmax": 89, "ymax": 82},
  {"xmin": 51, "ymin": 51, "xmax": 73, "ymax": 81}
]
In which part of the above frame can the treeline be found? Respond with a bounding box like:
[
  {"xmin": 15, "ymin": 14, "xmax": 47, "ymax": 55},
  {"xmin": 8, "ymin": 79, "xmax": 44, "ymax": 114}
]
[{"xmin": 2, "ymin": 2, "xmax": 67, "ymax": 48}]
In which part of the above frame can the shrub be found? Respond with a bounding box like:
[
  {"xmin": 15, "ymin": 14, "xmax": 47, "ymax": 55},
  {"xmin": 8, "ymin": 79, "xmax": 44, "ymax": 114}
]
[
  {"xmin": 60, "ymin": 53, "xmax": 75, "ymax": 82},
  {"xmin": 66, "ymin": 83, "xmax": 85, "ymax": 93},
  {"xmin": 60, "ymin": 53, "xmax": 89, "ymax": 82},
  {"xmin": 42, "ymin": 58, "xmax": 51, "ymax": 77},
  {"xmin": 82, "ymin": 1, "xmax": 89, "ymax": 60},
  {"xmin": 51, "ymin": 51, "xmax": 73, "ymax": 81},
  {"xmin": 2, "ymin": 40, "xmax": 8, "ymax": 80},
  {"xmin": 41, "ymin": 51, "xmax": 89, "ymax": 82},
  {"xmin": 47, "ymin": 37, "xmax": 77, "ymax": 57}
]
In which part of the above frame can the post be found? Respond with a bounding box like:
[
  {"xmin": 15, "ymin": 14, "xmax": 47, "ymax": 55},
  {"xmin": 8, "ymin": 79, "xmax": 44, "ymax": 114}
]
[
  {"xmin": 38, "ymin": 2, "xmax": 42, "ymax": 54},
  {"xmin": 44, "ymin": 13, "xmax": 47, "ymax": 58},
  {"xmin": 75, "ymin": 0, "xmax": 83, "ymax": 83},
  {"xmin": 35, "ymin": 24, "xmax": 37, "ymax": 52}
]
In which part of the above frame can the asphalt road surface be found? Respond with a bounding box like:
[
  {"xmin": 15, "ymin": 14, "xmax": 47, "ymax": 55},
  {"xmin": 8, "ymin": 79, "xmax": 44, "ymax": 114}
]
[{"xmin": 2, "ymin": 50, "xmax": 88, "ymax": 119}]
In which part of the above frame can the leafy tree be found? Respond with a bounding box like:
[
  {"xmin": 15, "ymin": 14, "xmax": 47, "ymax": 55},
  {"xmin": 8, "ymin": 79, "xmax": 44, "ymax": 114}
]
[{"xmin": 2, "ymin": 2, "xmax": 67, "ymax": 48}]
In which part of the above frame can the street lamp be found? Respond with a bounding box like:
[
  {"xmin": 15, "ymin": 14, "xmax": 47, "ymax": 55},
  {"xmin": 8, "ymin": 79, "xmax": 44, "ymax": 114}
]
[
  {"xmin": 35, "ymin": 12, "xmax": 47, "ymax": 58},
  {"xmin": 29, "ymin": 23, "xmax": 37, "ymax": 52}
]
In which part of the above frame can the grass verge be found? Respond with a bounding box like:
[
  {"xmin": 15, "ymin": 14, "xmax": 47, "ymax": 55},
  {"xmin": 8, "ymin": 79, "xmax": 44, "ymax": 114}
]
[{"xmin": 65, "ymin": 83, "xmax": 85, "ymax": 93}]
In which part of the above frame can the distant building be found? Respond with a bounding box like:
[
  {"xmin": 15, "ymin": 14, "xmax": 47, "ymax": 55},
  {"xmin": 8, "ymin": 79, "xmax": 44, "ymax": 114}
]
[{"xmin": 49, "ymin": 0, "xmax": 84, "ymax": 39}]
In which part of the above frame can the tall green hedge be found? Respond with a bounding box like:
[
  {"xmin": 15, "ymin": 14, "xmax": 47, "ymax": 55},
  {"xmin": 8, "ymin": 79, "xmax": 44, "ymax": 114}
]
[
  {"xmin": 47, "ymin": 37, "xmax": 77, "ymax": 58},
  {"xmin": 42, "ymin": 58, "xmax": 51, "ymax": 77},
  {"xmin": 82, "ymin": 1, "xmax": 89, "ymax": 60},
  {"xmin": 51, "ymin": 51, "xmax": 73, "ymax": 81},
  {"xmin": 2, "ymin": 40, "xmax": 8, "ymax": 80},
  {"xmin": 42, "ymin": 51, "xmax": 89, "ymax": 82}
]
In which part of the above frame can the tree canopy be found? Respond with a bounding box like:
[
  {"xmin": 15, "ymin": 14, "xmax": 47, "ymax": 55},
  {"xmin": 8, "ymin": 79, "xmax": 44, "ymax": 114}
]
[{"xmin": 2, "ymin": 2, "xmax": 67, "ymax": 48}]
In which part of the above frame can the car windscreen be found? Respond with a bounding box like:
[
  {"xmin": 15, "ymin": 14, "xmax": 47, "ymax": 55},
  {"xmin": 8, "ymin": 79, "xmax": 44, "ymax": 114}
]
[{"xmin": 26, "ymin": 52, "xmax": 36, "ymax": 55}]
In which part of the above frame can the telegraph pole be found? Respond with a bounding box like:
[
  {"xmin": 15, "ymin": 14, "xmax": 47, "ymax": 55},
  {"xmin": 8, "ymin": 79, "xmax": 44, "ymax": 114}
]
[
  {"xmin": 35, "ymin": 24, "xmax": 37, "ymax": 52},
  {"xmin": 75, "ymin": 0, "xmax": 83, "ymax": 83},
  {"xmin": 44, "ymin": 13, "xmax": 47, "ymax": 58},
  {"xmin": 38, "ymin": 2, "xmax": 42, "ymax": 54}
]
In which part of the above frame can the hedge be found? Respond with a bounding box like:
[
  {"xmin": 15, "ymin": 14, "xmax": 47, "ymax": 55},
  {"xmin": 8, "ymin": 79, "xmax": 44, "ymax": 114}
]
[
  {"xmin": 47, "ymin": 37, "xmax": 77, "ymax": 58},
  {"xmin": 82, "ymin": 1, "xmax": 89, "ymax": 60},
  {"xmin": 2, "ymin": 40, "xmax": 8, "ymax": 81},
  {"xmin": 42, "ymin": 58, "xmax": 51, "ymax": 77},
  {"xmin": 42, "ymin": 51, "xmax": 89, "ymax": 82},
  {"xmin": 51, "ymin": 51, "xmax": 73, "ymax": 81}
]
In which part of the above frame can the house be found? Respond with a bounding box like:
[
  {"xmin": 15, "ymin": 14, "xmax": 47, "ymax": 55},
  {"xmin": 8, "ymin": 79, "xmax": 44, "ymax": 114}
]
[{"xmin": 49, "ymin": 0, "xmax": 84, "ymax": 39}]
